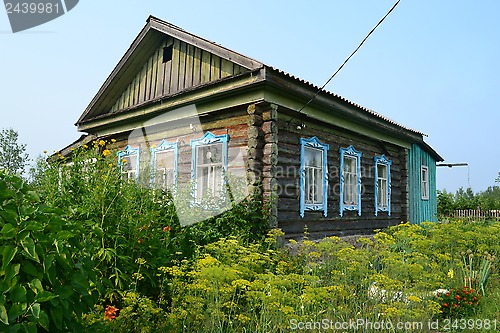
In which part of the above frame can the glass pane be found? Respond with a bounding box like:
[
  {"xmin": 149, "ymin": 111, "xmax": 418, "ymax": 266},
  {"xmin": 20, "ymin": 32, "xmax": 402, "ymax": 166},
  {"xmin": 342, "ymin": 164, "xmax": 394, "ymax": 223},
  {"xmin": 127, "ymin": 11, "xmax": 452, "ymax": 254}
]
[
  {"xmin": 196, "ymin": 164, "xmax": 224, "ymax": 199},
  {"xmin": 305, "ymin": 167, "xmax": 321, "ymax": 204},
  {"xmin": 378, "ymin": 178, "xmax": 387, "ymax": 207},
  {"xmin": 197, "ymin": 166, "xmax": 209, "ymax": 198},
  {"xmin": 305, "ymin": 167, "xmax": 312, "ymax": 203},
  {"xmin": 344, "ymin": 172, "xmax": 358, "ymax": 205},
  {"xmin": 314, "ymin": 167, "xmax": 323, "ymax": 203},
  {"xmin": 155, "ymin": 150, "xmax": 175, "ymax": 189},
  {"xmin": 344, "ymin": 156, "xmax": 356, "ymax": 173},
  {"xmin": 304, "ymin": 147, "xmax": 322, "ymax": 167},
  {"xmin": 155, "ymin": 150, "xmax": 174, "ymax": 170},
  {"xmin": 377, "ymin": 164, "xmax": 387, "ymax": 179},
  {"xmin": 155, "ymin": 168, "xmax": 175, "ymax": 189},
  {"xmin": 122, "ymin": 155, "xmax": 137, "ymax": 172},
  {"xmin": 198, "ymin": 144, "xmax": 222, "ymax": 165}
]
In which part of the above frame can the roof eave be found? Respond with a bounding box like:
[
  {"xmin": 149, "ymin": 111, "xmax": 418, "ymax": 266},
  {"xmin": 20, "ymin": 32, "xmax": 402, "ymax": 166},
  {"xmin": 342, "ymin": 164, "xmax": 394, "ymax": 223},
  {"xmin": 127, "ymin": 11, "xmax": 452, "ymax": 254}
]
[
  {"xmin": 263, "ymin": 67, "xmax": 425, "ymax": 142},
  {"xmin": 419, "ymin": 140, "xmax": 444, "ymax": 162}
]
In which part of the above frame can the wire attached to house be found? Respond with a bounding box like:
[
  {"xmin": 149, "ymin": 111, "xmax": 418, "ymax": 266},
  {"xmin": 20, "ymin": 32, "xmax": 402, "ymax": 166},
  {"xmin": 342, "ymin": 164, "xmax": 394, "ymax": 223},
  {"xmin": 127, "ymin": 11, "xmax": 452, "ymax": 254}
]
[{"xmin": 296, "ymin": 0, "xmax": 402, "ymax": 114}]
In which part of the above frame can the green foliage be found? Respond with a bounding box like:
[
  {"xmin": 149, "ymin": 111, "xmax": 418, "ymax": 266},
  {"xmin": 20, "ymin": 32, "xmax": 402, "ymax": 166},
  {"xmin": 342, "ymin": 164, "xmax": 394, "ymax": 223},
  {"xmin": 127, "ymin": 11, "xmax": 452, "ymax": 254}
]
[
  {"xmin": 434, "ymin": 286, "xmax": 481, "ymax": 318},
  {"xmin": 437, "ymin": 189, "xmax": 455, "ymax": 218},
  {"xmin": 438, "ymin": 186, "xmax": 500, "ymax": 216},
  {"xmin": 0, "ymin": 171, "xmax": 97, "ymax": 332},
  {"xmin": 85, "ymin": 292, "xmax": 169, "ymax": 333},
  {"xmin": 21, "ymin": 141, "xmax": 500, "ymax": 332},
  {"xmin": 0, "ymin": 128, "xmax": 29, "ymax": 175},
  {"xmin": 28, "ymin": 141, "xmax": 269, "ymax": 327}
]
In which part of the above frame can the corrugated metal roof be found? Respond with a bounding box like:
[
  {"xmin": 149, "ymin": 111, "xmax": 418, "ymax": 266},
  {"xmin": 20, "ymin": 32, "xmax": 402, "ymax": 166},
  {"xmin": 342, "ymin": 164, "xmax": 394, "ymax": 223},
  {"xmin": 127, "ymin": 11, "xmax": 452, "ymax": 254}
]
[{"xmin": 266, "ymin": 66, "xmax": 427, "ymax": 136}]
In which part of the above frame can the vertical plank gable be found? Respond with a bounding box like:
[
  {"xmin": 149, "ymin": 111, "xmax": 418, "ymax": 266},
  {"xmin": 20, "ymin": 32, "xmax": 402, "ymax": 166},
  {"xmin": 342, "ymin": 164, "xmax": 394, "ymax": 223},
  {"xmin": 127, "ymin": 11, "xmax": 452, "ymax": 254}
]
[{"xmin": 107, "ymin": 37, "xmax": 251, "ymax": 114}]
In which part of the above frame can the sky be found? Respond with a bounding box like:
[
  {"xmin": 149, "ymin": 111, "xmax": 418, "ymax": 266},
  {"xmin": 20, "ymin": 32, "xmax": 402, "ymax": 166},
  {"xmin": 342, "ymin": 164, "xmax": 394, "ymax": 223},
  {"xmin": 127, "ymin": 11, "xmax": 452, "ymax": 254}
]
[{"xmin": 0, "ymin": 0, "xmax": 499, "ymax": 193}]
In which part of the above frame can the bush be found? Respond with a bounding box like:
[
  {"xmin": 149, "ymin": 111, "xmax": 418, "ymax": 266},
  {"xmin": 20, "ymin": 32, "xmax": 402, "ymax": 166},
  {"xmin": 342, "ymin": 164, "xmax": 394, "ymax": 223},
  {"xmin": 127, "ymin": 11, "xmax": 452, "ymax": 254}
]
[{"xmin": 0, "ymin": 171, "xmax": 97, "ymax": 332}]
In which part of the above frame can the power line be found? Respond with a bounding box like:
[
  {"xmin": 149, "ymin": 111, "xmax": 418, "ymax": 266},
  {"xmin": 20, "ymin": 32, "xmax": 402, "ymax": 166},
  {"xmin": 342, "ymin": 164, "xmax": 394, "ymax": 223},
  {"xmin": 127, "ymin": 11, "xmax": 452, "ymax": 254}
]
[{"xmin": 297, "ymin": 0, "xmax": 402, "ymax": 113}]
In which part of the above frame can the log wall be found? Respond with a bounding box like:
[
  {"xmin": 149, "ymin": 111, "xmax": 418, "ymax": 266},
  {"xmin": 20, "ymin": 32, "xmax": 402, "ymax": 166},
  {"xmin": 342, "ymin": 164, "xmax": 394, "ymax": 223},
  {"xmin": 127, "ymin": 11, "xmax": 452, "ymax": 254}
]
[{"xmin": 274, "ymin": 112, "xmax": 408, "ymax": 239}]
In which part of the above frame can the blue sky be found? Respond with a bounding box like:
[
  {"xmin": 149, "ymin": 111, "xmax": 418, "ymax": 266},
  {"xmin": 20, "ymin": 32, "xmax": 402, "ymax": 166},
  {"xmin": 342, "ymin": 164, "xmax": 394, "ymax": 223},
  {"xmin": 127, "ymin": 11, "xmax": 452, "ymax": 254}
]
[{"xmin": 1, "ymin": 0, "xmax": 498, "ymax": 192}]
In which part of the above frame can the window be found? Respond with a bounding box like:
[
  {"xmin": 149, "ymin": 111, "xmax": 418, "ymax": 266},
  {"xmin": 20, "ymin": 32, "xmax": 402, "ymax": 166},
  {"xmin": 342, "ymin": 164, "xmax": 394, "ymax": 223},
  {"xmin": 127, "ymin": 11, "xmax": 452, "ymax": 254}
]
[
  {"xmin": 421, "ymin": 165, "xmax": 429, "ymax": 200},
  {"xmin": 163, "ymin": 44, "xmax": 173, "ymax": 63},
  {"xmin": 151, "ymin": 140, "xmax": 178, "ymax": 190},
  {"xmin": 117, "ymin": 145, "xmax": 140, "ymax": 181},
  {"xmin": 300, "ymin": 137, "xmax": 329, "ymax": 218},
  {"xmin": 374, "ymin": 155, "xmax": 392, "ymax": 215},
  {"xmin": 191, "ymin": 132, "xmax": 229, "ymax": 202},
  {"xmin": 339, "ymin": 145, "xmax": 362, "ymax": 216}
]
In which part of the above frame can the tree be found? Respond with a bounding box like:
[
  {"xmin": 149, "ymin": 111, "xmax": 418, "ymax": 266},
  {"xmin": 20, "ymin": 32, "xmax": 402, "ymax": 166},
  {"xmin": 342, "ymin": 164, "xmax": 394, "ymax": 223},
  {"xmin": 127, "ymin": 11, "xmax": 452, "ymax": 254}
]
[
  {"xmin": 0, "ymin": 128, "xmax": 29, "ymax": 175},
  {"xmin": 437, "ymin": 189, "xmax": 456, "ymax": 218}
]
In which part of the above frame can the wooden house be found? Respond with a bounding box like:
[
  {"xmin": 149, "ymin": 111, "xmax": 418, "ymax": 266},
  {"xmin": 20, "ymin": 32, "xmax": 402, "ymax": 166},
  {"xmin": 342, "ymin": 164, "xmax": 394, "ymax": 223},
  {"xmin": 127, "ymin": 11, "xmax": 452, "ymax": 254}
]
[{"xmin": 64, "ymin": 16, "xmax": 443, "ymax": 238}]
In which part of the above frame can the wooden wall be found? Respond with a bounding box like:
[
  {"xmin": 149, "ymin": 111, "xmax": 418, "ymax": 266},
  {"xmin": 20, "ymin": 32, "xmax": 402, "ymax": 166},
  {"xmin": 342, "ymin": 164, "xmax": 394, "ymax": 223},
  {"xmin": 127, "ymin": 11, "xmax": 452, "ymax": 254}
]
[
  {"xmin": 408, "ymin": 143, "xmax": 438, "ymax": 224},
  {"xmin": 109, "ymin": 107, "xmax": 249, "ymax": 188},
  {"xmin": 274, "ymin": 114, "xmax": 409, "ymax": 239},
  {"xmin": 110, "ymin": 37, "xmax": 248, "ymax": 113}
]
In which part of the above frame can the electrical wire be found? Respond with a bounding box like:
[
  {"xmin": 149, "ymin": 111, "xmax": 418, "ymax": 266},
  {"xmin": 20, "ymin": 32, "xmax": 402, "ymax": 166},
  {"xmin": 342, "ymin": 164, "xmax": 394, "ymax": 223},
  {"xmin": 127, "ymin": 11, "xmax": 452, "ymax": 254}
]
[{"xmin": 297, "ymin": 0, "xmax": 402, "ymax": 113}]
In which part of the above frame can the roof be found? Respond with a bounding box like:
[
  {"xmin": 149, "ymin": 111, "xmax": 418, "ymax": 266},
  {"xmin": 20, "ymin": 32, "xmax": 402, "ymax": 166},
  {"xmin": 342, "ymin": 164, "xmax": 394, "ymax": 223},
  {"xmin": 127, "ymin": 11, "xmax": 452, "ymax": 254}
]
[
  {"xmin": 77, "ymin": 16, "xmax": 263, "ymax": 125},
  {"xmin": 76, "ymin": 16, "xmax": 441, "ymax": 160}
]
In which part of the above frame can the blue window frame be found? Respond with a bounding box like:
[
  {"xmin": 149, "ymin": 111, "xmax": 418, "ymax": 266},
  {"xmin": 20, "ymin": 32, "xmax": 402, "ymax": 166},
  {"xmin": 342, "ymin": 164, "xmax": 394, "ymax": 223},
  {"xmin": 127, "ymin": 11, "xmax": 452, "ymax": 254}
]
[
  {"xmin": 151, "ymin": 139, "xmax": 179, "ymax": 190},
  {"xmin": 191, "ymin": 131, "xmax": 229, "ymax": 201},
  {"xmin": 117, "ymin": 145, "xmax": 140, "ymax": 181},
  {"xmin": 339, "ymin": 145, "xmax": 362, "ymax": 216},
  {"xmin": 300, "ymin": 137, "xmax": 329, "ymax": 218},
  {"xmin": 374, "ymin": 155, "xmax": 392, "ymax": 216}
]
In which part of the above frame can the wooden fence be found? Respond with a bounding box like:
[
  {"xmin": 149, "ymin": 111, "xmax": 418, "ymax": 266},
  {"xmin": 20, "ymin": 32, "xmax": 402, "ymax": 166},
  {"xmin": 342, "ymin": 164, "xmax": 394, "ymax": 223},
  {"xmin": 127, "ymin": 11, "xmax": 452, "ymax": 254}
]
[{"xmin": 453, "ymin": 209, "xmax": 500, "ymax": 220}]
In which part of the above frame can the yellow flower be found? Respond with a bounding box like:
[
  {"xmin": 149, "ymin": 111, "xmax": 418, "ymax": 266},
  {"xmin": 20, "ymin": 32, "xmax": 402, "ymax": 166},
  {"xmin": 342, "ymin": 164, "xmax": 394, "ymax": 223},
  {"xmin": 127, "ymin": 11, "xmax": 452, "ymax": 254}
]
[
  {"xmin": 98, "ymin": 140, "xmax": 106, "ymax": 147},
  {"xmin": 83, "ymin": 144, "xmax": 89, "ymax": 149},
  {"xmin": 407, "ymin": 295, "xmax": 422, "ymax": 303},
  {"xmin": 447, "ymin": 269, "xmax": 454, "ymax": 279},
  {"xmin": 108, "ymin": 163, "xmax": 114, "ymax": 167},
  {"xmin": 111, "ymin": 139, "xmax": 116, "ymax": 143},
  {"xmin": 102, "ymin": 149, "xmax": 111, "ymax": 157},
  {"xmin": 121, "ymin": 158, "xmax": 128, "ymax": 164}
]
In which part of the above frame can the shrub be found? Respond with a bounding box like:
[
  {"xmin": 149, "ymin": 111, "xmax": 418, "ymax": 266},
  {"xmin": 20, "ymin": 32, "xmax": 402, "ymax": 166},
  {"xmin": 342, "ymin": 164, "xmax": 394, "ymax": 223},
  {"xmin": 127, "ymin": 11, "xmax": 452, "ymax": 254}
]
[
  {"xmin": 435, "ymin": 286, "xmax": 481, "ymax": 318},
  {"xmin": 0, "ymin": 171, "xmax": 97, "ymax": 332}
]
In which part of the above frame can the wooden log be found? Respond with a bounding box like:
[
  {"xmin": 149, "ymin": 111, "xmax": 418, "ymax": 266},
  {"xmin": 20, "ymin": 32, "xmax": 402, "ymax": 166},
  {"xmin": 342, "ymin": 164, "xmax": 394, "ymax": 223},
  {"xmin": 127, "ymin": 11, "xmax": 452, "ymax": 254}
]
[{"xmin": 247, "ymin": 114, "xmax": 263, "ymax": 127}]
